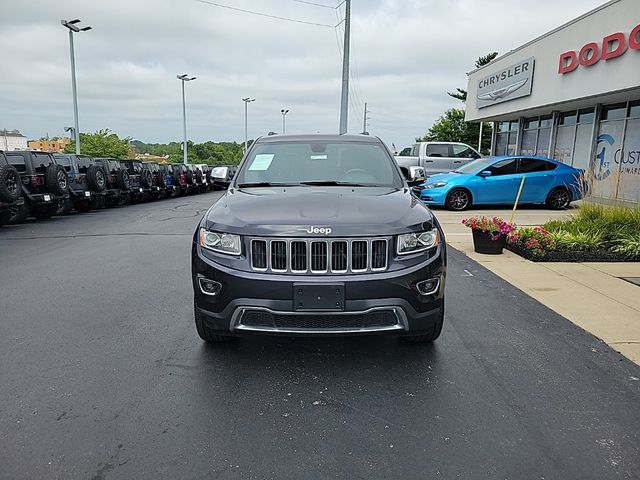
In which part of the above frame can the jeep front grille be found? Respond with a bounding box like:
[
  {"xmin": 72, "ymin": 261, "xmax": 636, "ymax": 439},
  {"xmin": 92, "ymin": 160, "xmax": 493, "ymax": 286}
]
[{"xmin": 249, "ymin": 238, "xmax": 389, "ymax": 274}]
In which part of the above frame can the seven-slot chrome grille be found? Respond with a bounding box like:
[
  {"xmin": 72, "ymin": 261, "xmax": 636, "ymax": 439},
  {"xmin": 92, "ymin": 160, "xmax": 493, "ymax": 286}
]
[{"xmin": 250, "ymin": 238, "xmax": 389, "ymax": 274}]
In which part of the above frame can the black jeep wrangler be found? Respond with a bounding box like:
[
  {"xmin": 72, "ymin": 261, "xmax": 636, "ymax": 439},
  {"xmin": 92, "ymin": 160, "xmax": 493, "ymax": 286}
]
[
  {"xmin": 170, "ymin": 164, "xmax": 189, "ymax": 196},
  {"xmin": 185, "ymin": 164, "xmax": 198, "ymax": 195},
  {"xmin": 5, "ymin": 151, "xmax": 68, "ymax": 222},
  {"xmin": 0, "ymin": 151, "xmax": 24, "ymax": 226},
  {"xmin": 120, "ymin": 160, "xmax": 152, "ymax": 202},
  {"xmin": 53, "ymin": 154, "xmax": 108, "ymax": 212},
  {"xmin": 93, "ymin": 157, "xmax": 131, "ymax": 207},
  {"xmin": 191, "ymin": 134, "xmax": 445, "ymax": 344},
  {"xmin": 143, "ymin": 162, "xmax": 166, "ymax": 199},
  {"xmin": 158, "ymin": 163, "xmax": 177, "ymax": 197}
]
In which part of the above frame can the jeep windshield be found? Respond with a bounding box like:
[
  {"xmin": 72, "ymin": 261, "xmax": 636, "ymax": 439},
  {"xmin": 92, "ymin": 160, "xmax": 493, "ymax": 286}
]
[{"xmin": 235, "ymin": 141, "xmax": 403, "ymax": 188}]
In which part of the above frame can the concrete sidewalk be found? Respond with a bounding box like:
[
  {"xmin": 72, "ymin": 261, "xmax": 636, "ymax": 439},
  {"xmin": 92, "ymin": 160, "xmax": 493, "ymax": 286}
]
[{"xmin": 434, "ymin": 206, "xmax": 640, "ymax": 365}]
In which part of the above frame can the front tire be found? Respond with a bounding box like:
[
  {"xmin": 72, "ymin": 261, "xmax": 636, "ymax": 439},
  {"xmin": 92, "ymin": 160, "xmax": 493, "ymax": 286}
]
[
  {"xmin": 402, "ymin": 308, "xmax": 444, "ymax": 343},
  {"xmin": 194, "ymin": 301, "xmax": 236, "ymax": 343},
  {"xmin": 10, "ymin": 202, "xmax": 30, "ymax": 224},
  {"xmin": 546, "ymin": 187, "xmax": 571, "ymax": 209},
  {"xmin": 0, "ymin": 205, "xmax": 17, "ymax": 226},
  {"xmin": 56, "ymin": 197, "xmax": 72, "ymax": 215},
  {"xmin": 445, "ymin": 188, "xmax": 471, "ymax": 211},
  {"xmin": 32, "ymin": 204, "xmax": 57, "ymax": 219}
]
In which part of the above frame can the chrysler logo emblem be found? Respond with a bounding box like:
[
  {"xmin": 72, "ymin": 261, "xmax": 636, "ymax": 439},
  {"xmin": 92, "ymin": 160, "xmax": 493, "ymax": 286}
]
[{"xmin": 477, "ymin": 78, "xmax": 529, "ymax": 102}]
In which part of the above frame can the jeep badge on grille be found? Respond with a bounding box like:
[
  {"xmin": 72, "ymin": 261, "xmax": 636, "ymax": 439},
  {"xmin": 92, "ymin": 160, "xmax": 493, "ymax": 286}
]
[{"xmin": 305, "ymin": 226, "xmax": 332, "ymax": 235}]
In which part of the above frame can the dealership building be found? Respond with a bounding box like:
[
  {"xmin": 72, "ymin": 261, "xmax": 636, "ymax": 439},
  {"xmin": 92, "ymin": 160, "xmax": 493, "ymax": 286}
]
[{"xmin": 465, "ymin": 0, "xmax": 639, "ymax": 204}]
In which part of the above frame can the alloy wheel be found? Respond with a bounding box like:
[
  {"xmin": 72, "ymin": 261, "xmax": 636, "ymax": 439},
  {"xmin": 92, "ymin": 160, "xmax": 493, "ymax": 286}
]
[
  {"xmin": 57, "ymin": 170, "xmax": 68, "ymax": 189},
  {"xmin": 550, "ymin": 189, "xmax": 570, "ymax": 208},
  {"xmin": 449, "ymin": 190, "xmax": 469, "ymax": 210}
]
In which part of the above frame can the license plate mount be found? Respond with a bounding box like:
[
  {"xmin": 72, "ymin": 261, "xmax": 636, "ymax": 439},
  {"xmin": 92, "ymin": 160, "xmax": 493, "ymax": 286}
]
[{"xmin": 293, "ymin": 283, "xmax": 345, "ymax": 311}]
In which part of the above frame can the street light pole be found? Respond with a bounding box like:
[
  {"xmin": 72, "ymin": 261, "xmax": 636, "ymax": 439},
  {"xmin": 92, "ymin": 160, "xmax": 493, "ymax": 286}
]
[
  {"xmin": 281, "ymin": 109, "xmax": 289, "ymax": 134},
  {"xmin": 339, "ymin": 0, "xmax": 351, "ymax": 134},
  {"xmin": 177, "ymin": 74, "xmax": 196, "ymax": 165},
  {"xmin": 61, "ymin": 19, "xmax": 91, "ymax": 154},
  {"xmin": 242, "ymin": 97, "xmax": 255, "ymax": 151}
]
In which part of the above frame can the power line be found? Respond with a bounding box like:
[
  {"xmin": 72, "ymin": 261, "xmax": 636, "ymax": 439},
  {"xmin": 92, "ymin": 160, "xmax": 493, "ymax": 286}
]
[
  {"xmin": 291, "ymin": 0, "xmax": 336, "ymax": 9},
  {"xmin": 195, "ymin": 0, "xmax": 336, "ymax": 27}
]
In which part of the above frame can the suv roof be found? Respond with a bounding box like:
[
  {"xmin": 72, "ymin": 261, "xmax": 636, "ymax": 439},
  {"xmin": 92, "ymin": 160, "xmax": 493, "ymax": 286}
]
[{"xmin": 255, "ymin": 134, "xmax": 382, "ymax": 144}]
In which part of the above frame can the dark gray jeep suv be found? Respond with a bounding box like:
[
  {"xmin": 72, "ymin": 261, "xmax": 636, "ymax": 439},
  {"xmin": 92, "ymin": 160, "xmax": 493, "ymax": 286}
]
[{"xmin": 191, "ymin": 134, "xmax": 445, "ymax": 343}]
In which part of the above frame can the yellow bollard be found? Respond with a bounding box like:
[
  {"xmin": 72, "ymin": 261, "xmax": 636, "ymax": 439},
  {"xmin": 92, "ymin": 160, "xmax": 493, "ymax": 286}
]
[{"xmin": 509, "ymin": 176, "xmax": 526, "ymax": 225}]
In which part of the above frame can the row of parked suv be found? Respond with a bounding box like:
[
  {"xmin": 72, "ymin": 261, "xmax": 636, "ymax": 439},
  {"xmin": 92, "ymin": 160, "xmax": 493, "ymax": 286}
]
[{"xmin": 0, "ymin": 150, "xmax": 236, "ymax": 226}]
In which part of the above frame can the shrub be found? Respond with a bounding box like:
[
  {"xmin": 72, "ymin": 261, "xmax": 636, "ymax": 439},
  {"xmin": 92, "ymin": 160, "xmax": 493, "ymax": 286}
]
[
  {"xmin": 611, "ymin": 234, "xmax": 640, "ymax": 258},
  {"xmin": 508, "ymin": 226, "xmax": 556, "ymax": 256},
  {"xmin": 545, "ymin": 203, "xmax": 640, "ymax": 243},
  {"xmin": 548, "ymin": 229, "xmax": 605, "ymax": 251}
]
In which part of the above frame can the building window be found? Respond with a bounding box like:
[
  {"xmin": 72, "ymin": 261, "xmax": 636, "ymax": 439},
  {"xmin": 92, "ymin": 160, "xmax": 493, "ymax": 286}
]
[
  {"xmin": 601, "ymin": 103, "xmax": 627, "ymax": 121},
  {"xmin": 494, "ymin": 120, "xmax": 519, "ymax": 155},
  {"xmin": 591, "ymin": 100, "xmax": 640, "ymax": 202},
  {"xmin": 577, "ymin": 109, "xmax": 595, "ymax": 124},
  {"xmin": 559, "ymin": 112, "xmax": 577, "ymax": 126},
  {"xmin": 498, "ymin": 121, "xmax": 510, "ymax": 133},
  {"xmin": 539, "ymin": 115, "xmax": 553, "ymax": 129}
]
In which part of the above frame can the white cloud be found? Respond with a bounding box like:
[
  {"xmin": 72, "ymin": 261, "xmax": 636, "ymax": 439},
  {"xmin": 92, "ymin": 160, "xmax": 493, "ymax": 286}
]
[{"xmin": 0, "ymin": 0, "xmax": 603, "ymax": 147}]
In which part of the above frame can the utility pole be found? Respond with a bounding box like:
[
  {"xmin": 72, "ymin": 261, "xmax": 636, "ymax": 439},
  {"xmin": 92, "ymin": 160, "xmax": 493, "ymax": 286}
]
[
  {"xmin": 242, "ymin": 97, "xmax": 255, "ymax": 152},
  {"xmin": 177, "ymin": 74, "xmax": 196, "ymax": 164},
  {"xmin": 362, "ymin": 102, "xmax": 369, "ymax": 135},
  {"xmin": 338, "ymin": 0, "xmax": 351, "ymax": 134},
  {"xmin": 61, "ymin": 19, "xmax": 91, "ymax": 154},
  {"xmin": 281, "ymin": 109, "xmax": 289, "ymax": 134}
]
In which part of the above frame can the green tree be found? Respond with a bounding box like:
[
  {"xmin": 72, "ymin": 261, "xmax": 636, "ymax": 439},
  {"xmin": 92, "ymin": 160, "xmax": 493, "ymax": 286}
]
[
  {"xmin": 65, "ymin": 129, "xmax": 131, "ymax": 158},
  {"xmin": 447, "ymin": 52, "xmax": 499, "ymax": 102},
  {"xmin": 417, "ymin": 108, "xmax": 492, "ymax": 153}
]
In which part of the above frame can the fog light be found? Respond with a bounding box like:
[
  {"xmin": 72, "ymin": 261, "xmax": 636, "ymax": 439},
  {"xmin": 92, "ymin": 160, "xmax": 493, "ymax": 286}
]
[
  {"xmin": 416, "ymin": 278, "xmax": 439, "ymax": 296},
  {"xmin": 198, "ymin": 277, "xmax": 222, "ymax": 296}
]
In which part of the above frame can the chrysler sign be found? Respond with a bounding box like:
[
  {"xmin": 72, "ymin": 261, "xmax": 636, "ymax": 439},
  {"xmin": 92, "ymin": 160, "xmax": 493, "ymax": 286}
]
[{"xmin": 476, "ymin": 57, "xmax": 535, "ymax": 109}]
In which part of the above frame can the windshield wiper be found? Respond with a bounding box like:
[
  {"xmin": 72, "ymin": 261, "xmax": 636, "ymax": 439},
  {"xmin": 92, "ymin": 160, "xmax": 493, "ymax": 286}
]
[
  {"xmin": 236, "ymin": 182, "xmax": 298, "ymax": 188},
  {"xmin": 299, "ymin": 180, "xmax": 369, "ymax": 187}
]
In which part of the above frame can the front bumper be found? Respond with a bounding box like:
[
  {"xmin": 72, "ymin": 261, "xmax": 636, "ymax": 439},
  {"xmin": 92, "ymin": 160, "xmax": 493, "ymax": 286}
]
[
  {"xmin": 417, "ymin": 187, "xmax": 448, "ymax": 206},
  {"xmin": 192, "ymin": 243, "xmax": 445, "ymax": 336}
]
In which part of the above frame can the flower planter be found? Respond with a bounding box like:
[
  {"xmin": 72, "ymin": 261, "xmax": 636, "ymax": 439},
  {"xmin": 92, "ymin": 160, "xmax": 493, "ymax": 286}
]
[{"xmin": 472, "ymin": 229, "xmax": 506, "ymax": 254}]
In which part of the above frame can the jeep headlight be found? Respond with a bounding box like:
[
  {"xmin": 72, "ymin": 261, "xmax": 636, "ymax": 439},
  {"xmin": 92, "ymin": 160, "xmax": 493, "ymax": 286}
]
[
  {"xmin": 397, "ymin": 229, "xmax": 440, "ymax": 255},
  {"xmin": 199, "ymin": 228, "xmax": 241, "ymax": 255},
  {"xmin": 423, "ymin": 181, "xmax": 448, "ymax": 189}
]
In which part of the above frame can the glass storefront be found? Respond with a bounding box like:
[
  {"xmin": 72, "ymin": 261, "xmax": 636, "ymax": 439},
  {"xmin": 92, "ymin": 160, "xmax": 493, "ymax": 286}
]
[
  {"xmin": 552, "ymin": 108, "xmax": 595, "ymax": 166},
  {"xmin": 490, "ymin": 100, "xmax": 639, "ymax": 204},
  {"xmin": 589, "ymin": 101, "xmax": 640, "ymax": 202},
  {"xmin": 494, "ymin": 121, "xmax": 519, "ymax": 155}
]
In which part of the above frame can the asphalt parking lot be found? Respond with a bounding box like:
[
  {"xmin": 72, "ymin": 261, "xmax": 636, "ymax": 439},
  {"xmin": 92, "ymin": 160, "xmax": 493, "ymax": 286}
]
[{"xmin": 1, "ymin": 192, "xmax": 639, "ymax": 479}]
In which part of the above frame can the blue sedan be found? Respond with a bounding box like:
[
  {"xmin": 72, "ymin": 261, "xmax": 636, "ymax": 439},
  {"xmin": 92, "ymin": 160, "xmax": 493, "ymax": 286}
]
[{"xmin": 415, "ymin": 155, "xmax": 585, "ymax": 211}]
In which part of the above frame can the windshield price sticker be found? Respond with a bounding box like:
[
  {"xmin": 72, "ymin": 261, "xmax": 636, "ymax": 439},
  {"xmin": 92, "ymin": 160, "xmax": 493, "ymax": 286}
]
[
  {"xmin": 310, "ymin": 155, "xmax": 328, "ymax": 160},
  {"xmin": 248, "ymin": 154, "xmax": 274, "ymax": 171}
]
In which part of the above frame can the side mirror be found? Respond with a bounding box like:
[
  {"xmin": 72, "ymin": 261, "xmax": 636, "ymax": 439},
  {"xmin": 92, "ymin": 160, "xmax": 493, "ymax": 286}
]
[
  {"xmin": 406, "ymin": 166, "xmax": 425, "ymax": 186},
  {"xmin": 472, "ymin": 152, "xmax": 481, "ymax": 159},
  {"xmin": 478, "ymin": 170, "xmax": 492, "ymax": 177}
]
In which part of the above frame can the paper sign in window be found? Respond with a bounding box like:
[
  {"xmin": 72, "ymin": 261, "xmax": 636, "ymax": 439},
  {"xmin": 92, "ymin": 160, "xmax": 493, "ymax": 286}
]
[{"xmin": 248, "ymin": 154, "xmax": 274, "ymax": 171}]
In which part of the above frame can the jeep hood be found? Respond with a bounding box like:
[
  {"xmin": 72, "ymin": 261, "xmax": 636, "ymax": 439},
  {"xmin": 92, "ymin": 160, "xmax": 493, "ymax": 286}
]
[{"xmin": 203, "ymin": 186, "xmax": 434, "ymax": 237}]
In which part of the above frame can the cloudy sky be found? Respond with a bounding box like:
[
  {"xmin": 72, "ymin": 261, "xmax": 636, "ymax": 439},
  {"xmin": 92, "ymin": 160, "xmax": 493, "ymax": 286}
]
[{"xmin": 2, "ymin": 0, "xmax": 603, "ymax": 148}]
